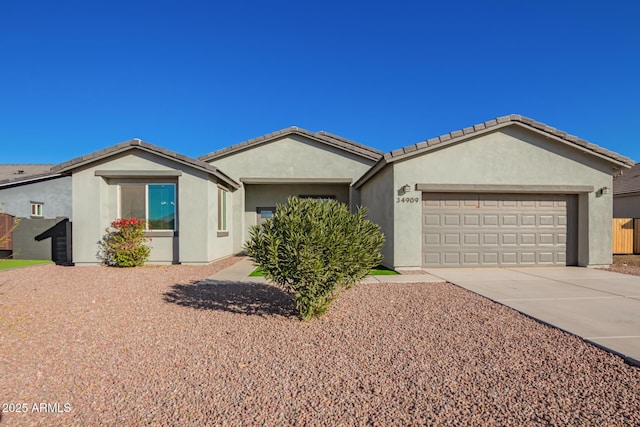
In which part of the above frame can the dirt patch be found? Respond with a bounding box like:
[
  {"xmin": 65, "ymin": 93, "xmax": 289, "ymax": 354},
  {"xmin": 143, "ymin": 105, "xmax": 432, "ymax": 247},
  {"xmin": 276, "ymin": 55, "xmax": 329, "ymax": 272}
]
[
  {"xmin": 608, "ymin": 255, "xmax": 640, "ymax": 276},
  {"xmin": 1, "ymin": 256, "xmax": 639, "ymax": 426},
  {"xmin": 614, "ymin": 254, "xmax": 640, "ymax": 267}
]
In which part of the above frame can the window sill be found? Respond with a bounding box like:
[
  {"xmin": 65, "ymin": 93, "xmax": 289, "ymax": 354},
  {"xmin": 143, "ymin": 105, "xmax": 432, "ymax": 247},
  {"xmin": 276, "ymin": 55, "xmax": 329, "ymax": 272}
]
[
  {"xmin": 144, "ymin": 231, "xmax": 175, "ymax": 238},
  {"xmin": 217, "ymin": 231, "xmax": 229, "ymax": 237}
]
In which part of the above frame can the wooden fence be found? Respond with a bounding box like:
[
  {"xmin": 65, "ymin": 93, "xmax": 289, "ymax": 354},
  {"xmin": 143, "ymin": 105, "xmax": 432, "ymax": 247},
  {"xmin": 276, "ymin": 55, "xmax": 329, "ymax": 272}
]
[
  {"xmin": 0, "ymin": 213, "xmax": 14, "ymax": 251},
  {"xmin": 612, "ymin": 218, "xmax": 640, "ymax": 254}
]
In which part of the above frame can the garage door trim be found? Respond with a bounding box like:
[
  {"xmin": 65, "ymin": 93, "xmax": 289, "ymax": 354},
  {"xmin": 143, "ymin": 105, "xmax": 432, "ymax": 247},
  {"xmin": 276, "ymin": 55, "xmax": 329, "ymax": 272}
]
[
  {"xmin": 415, "ymin": 183, "xmax": 594, "ymax": 194},
  {"xmin": 421, "ymin": 193, "xmax": 578, "ymax": 267}
]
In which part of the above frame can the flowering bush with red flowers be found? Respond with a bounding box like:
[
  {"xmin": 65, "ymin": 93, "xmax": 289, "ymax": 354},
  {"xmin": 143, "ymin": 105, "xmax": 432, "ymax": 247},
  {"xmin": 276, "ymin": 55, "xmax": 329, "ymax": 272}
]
[{"xmin": 100, "ymin": 218, "xmax": 151, "ymax": 267}]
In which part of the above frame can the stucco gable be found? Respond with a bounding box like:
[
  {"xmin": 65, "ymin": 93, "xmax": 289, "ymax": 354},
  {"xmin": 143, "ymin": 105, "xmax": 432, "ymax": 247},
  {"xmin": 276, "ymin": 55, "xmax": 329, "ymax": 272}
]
[
  {"xmin": 355, "ymin": 114, "xmax": 634, "ymax": 188},
  {"xmin": 51, "ymin": 139, "xmax": 239, "ymax": 189},
  {"xmin": 199, "ymin": 127, "xmax": 383, "ymax": 163}
]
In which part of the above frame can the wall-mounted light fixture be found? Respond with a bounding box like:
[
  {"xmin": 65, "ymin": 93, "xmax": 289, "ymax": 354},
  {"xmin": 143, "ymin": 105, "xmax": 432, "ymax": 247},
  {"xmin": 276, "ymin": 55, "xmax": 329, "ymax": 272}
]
[
  {"xmin": 601, "ymin": 186, "xmax": 611, "ymax": 195},
  {"xmin": 402, "ymin": 184, "xmax": 411, "ymax": 194}
]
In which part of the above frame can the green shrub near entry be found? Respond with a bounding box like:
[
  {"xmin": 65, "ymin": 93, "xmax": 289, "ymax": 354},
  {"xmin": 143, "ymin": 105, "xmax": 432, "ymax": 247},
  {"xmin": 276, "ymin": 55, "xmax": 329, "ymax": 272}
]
[
  {"xmin": 100, "ymin": 218, "xmax": 151, "ymax": 267},
  {"xmin": 244, "ymin": 197, "xmax": 384, "ymax": 320}
]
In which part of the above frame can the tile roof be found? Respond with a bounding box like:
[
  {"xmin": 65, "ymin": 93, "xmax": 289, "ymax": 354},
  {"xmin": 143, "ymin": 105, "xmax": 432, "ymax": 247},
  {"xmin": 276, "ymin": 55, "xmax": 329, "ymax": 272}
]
[
  {"xmin": 0, "ymin": 164, "xmax": 55, "ymax": 181},
  {"xmin": 50, "ymin": 139, "xmax": 240, "ymax": 189},
  {"xmin": 0, "ymin": 171, "xmax": 63, "ymax": 189},
  {"xmin": 614, "ymin": 163, "xmax": 640, "ymax": 195},
  {"xmin": 199, "ymin": 127, "xmax": 383, "ymax": 162},
  {"xmin": 355, "ymin": 114, "xmax": 634, "ymax": 188}
]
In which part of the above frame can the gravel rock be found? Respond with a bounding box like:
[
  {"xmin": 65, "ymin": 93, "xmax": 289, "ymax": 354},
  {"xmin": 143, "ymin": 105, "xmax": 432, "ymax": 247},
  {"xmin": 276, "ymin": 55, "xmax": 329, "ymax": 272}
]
[{"xmin": 1, "ymin": 257, "xmax": 639, "ymax": 426}]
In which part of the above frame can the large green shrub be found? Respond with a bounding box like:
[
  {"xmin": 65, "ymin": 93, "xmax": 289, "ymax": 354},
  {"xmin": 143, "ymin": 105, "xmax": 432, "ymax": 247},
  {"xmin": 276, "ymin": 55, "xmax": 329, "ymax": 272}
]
[
  {"xmin": 100, "ymin": 218, "xmax": 151, "ymax": 267},
  {"xmin": 244, "ymin": 197, "xmax": 384, "ymax": 320}
]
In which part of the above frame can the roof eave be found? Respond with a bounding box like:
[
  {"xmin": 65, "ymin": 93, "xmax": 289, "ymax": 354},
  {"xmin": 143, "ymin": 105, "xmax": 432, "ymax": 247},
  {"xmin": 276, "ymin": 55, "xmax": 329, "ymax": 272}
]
[
  {"xmin": 0, "ymin": 172, "xmax": 65, "ymax": 189},
  {"xmin": 613, "ymin": 190, "xmax": 640, "ymax": 197}
]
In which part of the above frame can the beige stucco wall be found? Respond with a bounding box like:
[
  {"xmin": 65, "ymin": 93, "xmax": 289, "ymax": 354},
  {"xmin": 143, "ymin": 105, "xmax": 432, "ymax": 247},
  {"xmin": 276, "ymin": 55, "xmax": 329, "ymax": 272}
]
[
  {"xmin": 71, "ymin": 150, "xmax": 233, "ymax": 265},
  {"xmin": 359, "ymin": 164, "xmax": 394, "ymax": 267},
  {"xmin": 208, "ymin": 135, "xmax": 377, "ymax": 252},
  {"xmin": 361, "ymin": 127, "xmax": 617, "ymax": 268},
  {"xmin": 613, "ymin": 193, "xmax": 640, "ymax": 218},
  {"xmin": 209, "ymin": 135, "xmax": 374, "ymax": 181},
  {"xmin": 208, "ymin": 181, "xmax": 234, "ymax": 260}
]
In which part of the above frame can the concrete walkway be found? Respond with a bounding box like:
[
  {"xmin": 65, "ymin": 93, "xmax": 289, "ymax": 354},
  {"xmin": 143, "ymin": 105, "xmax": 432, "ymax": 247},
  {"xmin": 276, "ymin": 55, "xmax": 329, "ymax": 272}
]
[
  {"xmin": 207, "ymin": 258, "xmax": 444, "ymax": 284},
  {"xmin": 428, "ymin": 267, "xmax": 640, "ymax": 366}
]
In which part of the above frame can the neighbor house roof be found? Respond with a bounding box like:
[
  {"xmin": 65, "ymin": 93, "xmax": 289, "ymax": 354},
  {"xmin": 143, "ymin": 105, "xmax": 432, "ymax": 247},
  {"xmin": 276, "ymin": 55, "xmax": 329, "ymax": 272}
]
[
  {"xmin": 51, "ymin": 139, "xmax": 240, "ymax": 189},
  {"xmin": 614, "ymin": 163, "xmax": 640, "ymax": 196},
  {"xmin": 0, "ymin": 171, "xmax": 64, "ymax": 189},
  {"xmin": 0, "ymin": 164, "xmax": 55, "ymax": 181},
  {"xmin": 0, "ymin": 164, "xmax": 64, "ymax": 189},
  {"xmin": 355, "ymin": 114, "xmax": 635, "ymax": 188},
  {"xmin": 199, "ymin": 126, "xmax": 383, "ymax": 163}
]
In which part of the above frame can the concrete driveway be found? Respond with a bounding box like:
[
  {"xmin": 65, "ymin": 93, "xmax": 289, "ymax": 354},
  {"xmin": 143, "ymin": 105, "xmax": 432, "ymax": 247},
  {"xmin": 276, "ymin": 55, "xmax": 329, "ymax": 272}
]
[{"xmin": 427, "ymin": 267, "xmax": 640, "ymax": 366}]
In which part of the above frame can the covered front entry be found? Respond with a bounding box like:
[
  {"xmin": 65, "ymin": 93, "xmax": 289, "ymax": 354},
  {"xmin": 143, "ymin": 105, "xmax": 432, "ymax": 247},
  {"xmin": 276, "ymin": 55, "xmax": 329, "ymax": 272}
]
[
  {"xmin": 241, "ymin": 182, "xmax": 352, "ymax": 241},
  {"xmin": 422, "ymin": 193, "xmax": 578, "ymax": 267}
]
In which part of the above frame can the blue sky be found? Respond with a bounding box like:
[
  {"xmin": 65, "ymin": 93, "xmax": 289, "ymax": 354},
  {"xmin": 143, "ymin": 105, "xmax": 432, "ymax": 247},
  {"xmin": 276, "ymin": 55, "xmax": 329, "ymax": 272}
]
[{"xmin": 2, "ymin": 1, "xmax": 639, "ymax": 164}]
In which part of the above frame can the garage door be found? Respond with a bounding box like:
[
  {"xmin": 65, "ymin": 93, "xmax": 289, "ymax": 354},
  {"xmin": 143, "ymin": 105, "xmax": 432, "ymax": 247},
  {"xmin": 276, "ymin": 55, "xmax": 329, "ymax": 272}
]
[{"xmin": 422, "ymin": 193, "xmax": 576, "ymax": 267}]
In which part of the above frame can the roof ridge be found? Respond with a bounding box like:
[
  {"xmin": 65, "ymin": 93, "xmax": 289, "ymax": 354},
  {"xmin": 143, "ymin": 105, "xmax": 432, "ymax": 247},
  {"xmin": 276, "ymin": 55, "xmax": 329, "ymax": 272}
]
[
  {"xmin": 198, "ymin": 127, "xmax": 303, "ymax": 161},
  {"xmin": 199, "ymin": 127, "xmax": 382, "ymax": 162},
  {"xmin": 50, "ymin": 139, "xmax": 239, "ymax": 189}
]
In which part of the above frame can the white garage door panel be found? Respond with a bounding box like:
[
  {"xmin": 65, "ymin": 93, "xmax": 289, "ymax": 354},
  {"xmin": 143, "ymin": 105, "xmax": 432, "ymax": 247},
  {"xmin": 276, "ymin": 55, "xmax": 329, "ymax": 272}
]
[{"xmin": 422, "ymin": 193, "xmax": 573, "ymax": 267}]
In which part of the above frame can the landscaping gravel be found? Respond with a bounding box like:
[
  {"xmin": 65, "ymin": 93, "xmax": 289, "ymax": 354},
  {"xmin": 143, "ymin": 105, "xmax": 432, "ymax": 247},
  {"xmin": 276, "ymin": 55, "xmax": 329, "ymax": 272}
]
[{"xmin": 1, "ymin": 257, "xmax": 639, "ymax": 426}]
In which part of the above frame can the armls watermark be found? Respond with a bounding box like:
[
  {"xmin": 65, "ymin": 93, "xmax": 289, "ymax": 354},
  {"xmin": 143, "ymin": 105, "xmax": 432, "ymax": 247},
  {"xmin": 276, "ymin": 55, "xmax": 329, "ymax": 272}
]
[{"xmin": 2, "ymin": 402, "xmax": 72, "ymax": 413}]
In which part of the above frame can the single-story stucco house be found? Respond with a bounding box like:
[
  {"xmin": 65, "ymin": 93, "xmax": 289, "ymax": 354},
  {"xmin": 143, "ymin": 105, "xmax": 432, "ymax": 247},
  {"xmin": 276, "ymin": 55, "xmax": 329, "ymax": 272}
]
[
  {"xmin": 1, "ymin": 114, "xmax": 634, "ymax": 268},
  {"xmin": 613, "ymin": 163, "xmax": 640, "ymax": 218}
]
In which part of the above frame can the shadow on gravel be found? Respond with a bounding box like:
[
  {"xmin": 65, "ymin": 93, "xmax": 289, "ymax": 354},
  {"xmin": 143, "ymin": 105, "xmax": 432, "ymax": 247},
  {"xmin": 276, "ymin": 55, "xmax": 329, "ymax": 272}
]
[{"xmin": 163, "ymin": 280, "xmax": 298, "ymax": 318}]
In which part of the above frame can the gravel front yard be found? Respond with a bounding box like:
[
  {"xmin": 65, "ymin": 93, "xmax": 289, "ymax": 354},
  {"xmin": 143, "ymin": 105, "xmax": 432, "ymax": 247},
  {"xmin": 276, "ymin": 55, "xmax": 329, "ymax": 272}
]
[{"xmin": 1, "ymin": 258, "xmax": 639, "ymax": 426}]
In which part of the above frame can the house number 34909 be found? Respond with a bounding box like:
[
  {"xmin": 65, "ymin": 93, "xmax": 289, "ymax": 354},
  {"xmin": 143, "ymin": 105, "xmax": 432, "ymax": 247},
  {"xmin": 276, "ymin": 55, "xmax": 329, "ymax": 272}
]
[{"xmin": 396, "ymin": 197, "xmax": 419, "ymax": 203}]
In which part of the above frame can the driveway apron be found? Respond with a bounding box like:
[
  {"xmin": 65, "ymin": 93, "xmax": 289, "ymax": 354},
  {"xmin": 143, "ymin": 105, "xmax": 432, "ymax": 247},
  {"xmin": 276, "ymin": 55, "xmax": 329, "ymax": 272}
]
[{"xmin": 427, "ymin": 267, "xmax": 640, "ymax": 366}]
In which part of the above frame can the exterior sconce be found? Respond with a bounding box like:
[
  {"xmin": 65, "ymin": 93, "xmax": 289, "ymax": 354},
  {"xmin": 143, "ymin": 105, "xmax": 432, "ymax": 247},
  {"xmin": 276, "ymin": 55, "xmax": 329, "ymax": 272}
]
[
  {"xmin": 601, "ymin": 187, "xmax": 611, "ymax": 195},
  {"xmin": 402, "ymin": 184, "xmax": 411, "ymax": 194}
]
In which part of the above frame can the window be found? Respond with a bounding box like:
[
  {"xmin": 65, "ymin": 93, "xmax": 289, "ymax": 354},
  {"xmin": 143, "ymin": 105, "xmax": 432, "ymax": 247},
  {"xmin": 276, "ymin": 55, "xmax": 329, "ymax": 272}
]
[
  {"xmin": 257, "ymin": 207, "xmax": 276, "ymax": 225},
  {"xmin": 298, "ymin": 195, "xmax": 337, "ymax": 202},
  {"xmin": 217, "ymin": 188, "xmax": 227, "ymax": 231},
  {"xmin": 30, "ymin": 202, "xmax": 43, "ymax": 217},
  {"xmin": 120, "ymin": 184, "xmax": 176, "ymax": 230}
]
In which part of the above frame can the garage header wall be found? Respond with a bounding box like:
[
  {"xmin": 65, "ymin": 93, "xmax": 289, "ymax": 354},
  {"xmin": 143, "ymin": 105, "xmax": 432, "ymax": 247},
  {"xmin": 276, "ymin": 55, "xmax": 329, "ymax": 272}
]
[{"xmin": 365, "ymin": 127, "xmax": 617, "ymax": 268}]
